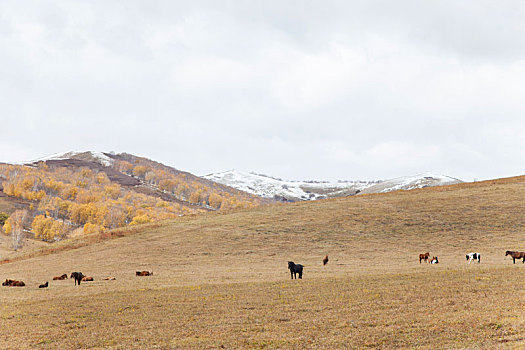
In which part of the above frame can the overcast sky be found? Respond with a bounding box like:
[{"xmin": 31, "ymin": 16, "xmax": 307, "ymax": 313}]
[{"xmin": 1, "ymin": 1, "xmax": 524, "ymax": 181}]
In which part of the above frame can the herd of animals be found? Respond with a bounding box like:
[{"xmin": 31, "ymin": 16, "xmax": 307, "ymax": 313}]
[
  {"xmin": 2, "ymin": 250, "xmax": 525, "ymax": 285},
  {"xmin": 417, "ymin": 251, "xmax": 525, "ymax": 265},
  {"xmin": 288, "ymin": 251, "xmax": 525, "ymax": 279},
  {"xmin": 1, "ymin": 271, "xmax": 152, "ymax": 288}
]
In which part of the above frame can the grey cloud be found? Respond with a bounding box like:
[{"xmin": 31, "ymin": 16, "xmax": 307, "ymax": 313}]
[{"xmin": 0, "ymin": 1, "xmax": 524, "ymax": 182}]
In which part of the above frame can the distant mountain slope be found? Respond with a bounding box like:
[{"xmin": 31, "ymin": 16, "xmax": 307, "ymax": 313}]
[
  {"xmin": 26, "ymin": 151, "xmax": 264, "ymax": 210},
  {"xmin": 203, "ymin": 170, "xmax": 462, "ymax": 201},
  {"xmin": 105, "ymin": 153, "xmax": 266, "ymax": 207},
  {"xmin": 358, "ymin": 173, "xmax": 463, "ymax": 194},
  {"xmin": 202, "ymin": 170, "xmax": 377, "ymax": 201}
]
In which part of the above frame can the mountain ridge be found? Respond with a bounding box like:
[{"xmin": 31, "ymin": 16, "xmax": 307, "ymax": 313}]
[
  {"xmin": 23, "ymin": 151, "xmax": 465, "ymax": 201},
  {"xmin": 203, "ymin": 169, "xmax": 463, "ymax": 201}
]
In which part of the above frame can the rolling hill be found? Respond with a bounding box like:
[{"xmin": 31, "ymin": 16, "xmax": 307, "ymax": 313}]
[
  {"xmin": 0, "ymin": 175, "xmax": 524, "ymax": 348},
  {"xmin": 0, "ymin": 151, "xmax": 265, "ymax": 243}
]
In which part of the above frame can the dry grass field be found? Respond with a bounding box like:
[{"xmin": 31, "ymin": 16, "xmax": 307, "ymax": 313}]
[{"xmin": 1, "ymin": 176, "xmax": 525, "ymax": 349}]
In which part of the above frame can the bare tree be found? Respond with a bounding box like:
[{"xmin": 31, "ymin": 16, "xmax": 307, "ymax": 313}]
[{"xmin": 8, "ymin": 209, "xmax": 28, "ymax": 251}]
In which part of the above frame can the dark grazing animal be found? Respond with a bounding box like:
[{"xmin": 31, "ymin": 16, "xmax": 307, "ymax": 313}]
[
  {"xmin": 53, "ymin": 274, "xmax": 68, "ymax": 280},
  {"xmin": 430, "ymin": 256, "xmax": 439, "ymax": 264},
  {"xmin": 505, "ymin": 251, "xmax": 525, "ymax": 264},
  {"xmin": 70, "ymin": 272, "xmax": 85, "ymax": 285},
  {"xmin": 288, "ymin": 261, "xmax": 303, "ymax": 279},
  {"xmin": 82, "ymin": 276, "xmax": 94, "ymax": 282},
  {"xmin": 2, "ymin": 279, "xmax": 25, "ymax": 287},
  {"xmin": 466, "ymin": 252, "xmax": 481, "ymax": 264},
  {"xmin": 323, "ymin": 255, "xmax": 329, "ymax": 266},
  {"xmin": 419, "ymin": 252, "xmax": 430, "ymax": 263},
  {"xmin": 136, "ymin": 271, "xmax": 153, "ymax": 276},
  {"xmin": 39, "ymin": 282, "xmax": 49, "ymax": 288}
]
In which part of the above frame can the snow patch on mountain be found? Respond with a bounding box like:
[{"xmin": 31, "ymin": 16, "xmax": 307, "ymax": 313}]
[
  {"xmin": 29, "ymin": 151, "xmax": 114, "ymax": 167},
  {"xmin": 359, "ymin": 173, "xmax": 462, "ymax": 194},
  {"xmin": 202, "ymin": 170, "xmax": 375, "ymax": 201},
  {"xmin": 202, "ymin": 170, "xmax": 463, "ymax": 201}
]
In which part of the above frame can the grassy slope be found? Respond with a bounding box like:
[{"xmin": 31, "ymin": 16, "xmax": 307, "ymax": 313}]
[
  {"xmin": 0, "ymin": 193, "xmax": 19, "ymax": 214},
  {"xmin": 0, "ymin": 177, "xmax": 525, "ymax": 348}
]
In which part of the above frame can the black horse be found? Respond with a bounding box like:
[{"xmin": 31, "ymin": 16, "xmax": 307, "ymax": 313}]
[
  {"xmin": 70, "ymin": 272, "xmax": 85, "ymax": 286},
  {"xmin": 39, "ymin": 281, "xmax": 48, "ymax": 288},
  {"xmin": 288, "ymin": 261, "xmax": 303, "ymax": 279}
]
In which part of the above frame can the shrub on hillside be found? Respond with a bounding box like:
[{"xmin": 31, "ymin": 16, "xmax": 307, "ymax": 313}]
[{"xmin": 0, "ymin": 212, "xmax": 8, "ymax": 225}]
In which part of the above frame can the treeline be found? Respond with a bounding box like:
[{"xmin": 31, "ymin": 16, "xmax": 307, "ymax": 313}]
[
  {"xmin": 0, "ymin": 163, "xmax": 200, "ymax": 240},
  {"xmin": 110, "ymin": 154, "xmax": 262, "ymax": 210}
]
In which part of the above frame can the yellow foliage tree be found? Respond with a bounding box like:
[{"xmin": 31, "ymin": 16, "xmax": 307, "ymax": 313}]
[
  {"xmin": 32, "ymin": 215, "xmax": 69, "ymax": 240},
  {"xmin": 130, "ymin": 214, "xmax": 152, "ymax": 225},
  {"xmin": 83, "ymin": 222, "xmax": 104, "ymax": 234},
  {"xmin": 132, "ymin": 166, "xmax": 148, "ymax": 179}
]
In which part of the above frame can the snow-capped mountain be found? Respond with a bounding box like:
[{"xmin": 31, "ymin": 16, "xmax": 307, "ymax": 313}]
[
  {"xmin": 202, "ymin": 170, "xmax": 463, "ymax": 201},
  {"xmin": 202, "ymin": 170, "xmax": 376, "ymax": 201},
  {"xmin": 28, "ymin": 151, "xmax": 114, "ymax": 167}
]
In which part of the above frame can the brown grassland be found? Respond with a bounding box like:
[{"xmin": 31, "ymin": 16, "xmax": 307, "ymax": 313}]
[{"xmin": 1, "ymin": 176, "xmax": 525, "ymax": 349}]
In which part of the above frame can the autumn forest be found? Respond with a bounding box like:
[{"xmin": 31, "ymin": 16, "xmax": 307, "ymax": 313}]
[{"xmin": 0, "ymin": 152, "xmax": 264, "ymax": 244}]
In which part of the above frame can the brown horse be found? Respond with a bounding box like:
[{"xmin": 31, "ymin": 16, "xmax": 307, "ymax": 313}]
[
  {"xmin": 419, "ymin": 252, "xmax": 430, "ymax": 263},
  {"xmin": 82, "ymin": 276, "xmax": 94, "ymax": 282},
  {"xmin": 53, "ymin": 274, "xmax": 68, "ymax": 280},
  {"xmin": 136, "ymin": 271, "xmax": 153, "ymax": 276},
  {"xmin": 2, "ymin": 279, "xmax": 25, "ymax": 287},
  {"xmin": 505, "ymin": 250, "xmax": 525, "ymax": 264},
  {"xmin": 323, "ymin": 255, "xmax": 329, "ymax": 266}
]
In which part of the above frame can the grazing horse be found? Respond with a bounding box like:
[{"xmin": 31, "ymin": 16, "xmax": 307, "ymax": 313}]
[
  {"xmin": 53, "ymin": 274, "xmax": 68, "ymax": 280},
  {"xmin": 323, "ymin": 255, "xmax": 329, "ymax": 266},
  {"xmin": 419, "ymin": 252, "xmax": 430, "ymax": 263},
  {"xmin": 430, "ymin": 256, "xmax": 439, "ymax": 264},
  {"xmin": 466, "ymin": 252, "xmax": 481, "ymax": 264},
  {"xmin": 70, "ymin": 272, "xmax": 85, "ymax": 285},
  {"xmin": 505, "ymin": 251, "xmax": 525, "ymax": 264},
  {"xmin": 39, "ymin": 282, "xmax": 49, "ymax": 288},
  {"xmin": 288, "ymin": 261, "xmax": 303, "ymax": 279},
  {"xmin": 82, "ymin": 276, "xmax": 94, "ymax": 282},
  {"xmin": 136, "ymin": 271, "xmax": 153, "ymax": 276}
]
